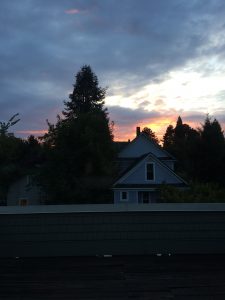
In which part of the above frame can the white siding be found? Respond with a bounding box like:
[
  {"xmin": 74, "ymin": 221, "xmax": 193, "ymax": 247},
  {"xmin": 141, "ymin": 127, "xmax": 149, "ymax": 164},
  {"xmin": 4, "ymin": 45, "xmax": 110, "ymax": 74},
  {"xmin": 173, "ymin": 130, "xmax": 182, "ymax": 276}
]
[
  {"xmin": 7, "ymin": 176, "xmax": 42, "ymax": 206},
  {"xmin": 114, "ymin": 190, "xmax": 138, "ymax": 204},
  {"xmin": 163, "ymin": 160, "xmax": 175, "ymax": 170},
  {"xmin": 119, "ymin": 158, "xmax": 182, "ymax": 185}
]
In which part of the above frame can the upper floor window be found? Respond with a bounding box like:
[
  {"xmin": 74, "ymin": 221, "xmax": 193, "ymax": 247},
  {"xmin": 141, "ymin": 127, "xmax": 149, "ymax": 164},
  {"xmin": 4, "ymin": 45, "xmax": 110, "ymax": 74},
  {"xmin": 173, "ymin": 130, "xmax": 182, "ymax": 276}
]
[{"xmin": 146, "ymin": 163, "xmax": 154, "ymax": 181}]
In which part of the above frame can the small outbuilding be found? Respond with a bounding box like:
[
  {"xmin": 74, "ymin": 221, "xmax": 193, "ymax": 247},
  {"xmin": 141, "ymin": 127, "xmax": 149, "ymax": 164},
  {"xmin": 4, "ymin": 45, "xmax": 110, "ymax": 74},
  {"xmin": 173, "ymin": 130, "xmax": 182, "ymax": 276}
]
[{"xmin": 7, "ymin": 175, "xmax": 44, "ymax": 206}]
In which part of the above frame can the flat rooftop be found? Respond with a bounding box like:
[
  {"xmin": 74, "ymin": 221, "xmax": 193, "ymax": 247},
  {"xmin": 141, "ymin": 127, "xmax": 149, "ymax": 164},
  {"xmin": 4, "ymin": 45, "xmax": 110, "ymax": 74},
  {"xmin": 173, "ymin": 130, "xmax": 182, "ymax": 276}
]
[
  {"xmin": 1, "ymin": 203, "xmax": 225, "ymax": 214},
  {"xmin": 1, "ymin": 255, "xmax": 225, "ymax": 299}
]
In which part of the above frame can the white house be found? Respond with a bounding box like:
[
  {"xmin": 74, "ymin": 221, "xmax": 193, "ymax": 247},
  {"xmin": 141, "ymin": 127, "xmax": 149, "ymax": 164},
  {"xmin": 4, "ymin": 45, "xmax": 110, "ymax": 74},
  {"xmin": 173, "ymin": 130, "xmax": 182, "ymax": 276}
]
[
  {"xmin": 113, "ymin": 127, "xmax": 187, "ymax": 203},
  {"xmin": 7, "ymin": 175, "xmax": 44, "ymax": 206}
]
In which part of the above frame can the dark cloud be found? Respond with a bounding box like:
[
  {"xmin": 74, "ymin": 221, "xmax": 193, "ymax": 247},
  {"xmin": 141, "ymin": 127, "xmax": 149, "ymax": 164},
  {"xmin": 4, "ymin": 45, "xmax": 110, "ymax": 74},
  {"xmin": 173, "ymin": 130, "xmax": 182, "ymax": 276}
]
[
  {"xmin": 1, "ymin": 0, "xmax": 225, "ymax": 137},
  {"xmin": 109, "ymin": 105, "xmax": 160, "ymax": 126},
  {"xmin": 138, "ymin": 100, "xmax": 151, "ymax": 109},
  {"xmin": 166, "ymin": 110, "xmax": 225, "ymax": 130}
]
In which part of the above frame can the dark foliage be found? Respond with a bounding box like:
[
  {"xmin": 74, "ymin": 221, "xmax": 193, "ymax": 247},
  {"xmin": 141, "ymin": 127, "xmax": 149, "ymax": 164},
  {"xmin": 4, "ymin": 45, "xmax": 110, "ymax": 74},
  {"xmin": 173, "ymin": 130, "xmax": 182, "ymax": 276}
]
[
  {"xmin": 0, "ymin": 113, "xmax": 20, "ymax": 136},
  {"xmin": 163, "ymin": 125, "xmax": 174, "ymax": 151},
  {"xmin": 195, "ymin": 115, "xmax": 225, "ymax": 183},
  {"xmin": 159, "ymin": 182, "xmax": 225, "ymax": 203},
  {"xmin": 0, "ymin": 133, "xmax": 43, "ymax": 201},
  {"xmin": 163, "ymin": 115, "xmax": 225, "ymax": 185},
  {"xmin": 142, "ymin": 127, "xmax": 159, "ymax": 144},
  {"xmin": 39, "ymin": 65, "xmax": 115, "ymax": 203},
  {"xmin": 63, "ymin": 65, "xmax": 106, "ymax": 119}
]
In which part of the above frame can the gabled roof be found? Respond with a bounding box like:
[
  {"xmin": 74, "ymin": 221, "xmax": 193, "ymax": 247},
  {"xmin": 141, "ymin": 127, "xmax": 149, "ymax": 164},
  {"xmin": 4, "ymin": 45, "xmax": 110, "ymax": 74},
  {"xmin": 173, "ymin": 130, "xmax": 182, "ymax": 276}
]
[
  {"xmin": 139, "ymin": 133, "xmax": 176, "ymax": 159},
  {"xmin": 114, "ymin": 183, "xmax": 187, "ymax": 189},
  {"xmin": 113, "ymin": 152, "xmax": 188, "ymax": 188},
  {"xmin": 113, "ymin": 141, "xmax": 129, "ymax": 153},
  {"xmin": 118, "ymin": 132, "xmax": 176, "ymax": 160},
  {"xmin": 115, "ymin": 153, "xmax": 150, "ymax": 181}
]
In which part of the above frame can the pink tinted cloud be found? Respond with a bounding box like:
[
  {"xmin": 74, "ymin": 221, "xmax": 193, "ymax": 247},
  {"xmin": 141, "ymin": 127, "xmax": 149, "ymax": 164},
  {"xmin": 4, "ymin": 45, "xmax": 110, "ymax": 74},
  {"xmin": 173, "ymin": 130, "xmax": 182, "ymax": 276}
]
[{"xmin": 65, "ymin": 9, "xmax": 81, "ymax": 15}]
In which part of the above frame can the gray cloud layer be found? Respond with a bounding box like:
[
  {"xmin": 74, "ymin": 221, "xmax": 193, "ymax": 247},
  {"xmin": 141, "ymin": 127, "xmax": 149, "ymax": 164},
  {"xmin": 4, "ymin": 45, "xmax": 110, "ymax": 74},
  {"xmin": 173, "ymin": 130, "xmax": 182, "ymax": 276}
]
[{"xmin": 1, "ymin": 0, "xmax": 225, "ymax": 136}]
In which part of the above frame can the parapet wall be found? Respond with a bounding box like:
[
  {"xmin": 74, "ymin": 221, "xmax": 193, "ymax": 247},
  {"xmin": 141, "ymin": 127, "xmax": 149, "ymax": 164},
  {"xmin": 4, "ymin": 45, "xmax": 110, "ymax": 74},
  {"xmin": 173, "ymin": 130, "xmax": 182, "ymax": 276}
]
[{"xmin": 0, "ymin": 203, "xmax": 225, "ymax": 257}]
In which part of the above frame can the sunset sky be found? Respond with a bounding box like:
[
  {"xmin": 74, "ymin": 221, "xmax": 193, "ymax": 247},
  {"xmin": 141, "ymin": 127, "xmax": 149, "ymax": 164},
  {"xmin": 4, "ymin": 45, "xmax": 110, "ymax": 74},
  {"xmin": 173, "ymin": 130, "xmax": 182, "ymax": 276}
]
[{"xmin": 1, "ymin": 0, "xmax": 225, "ymax": 141}]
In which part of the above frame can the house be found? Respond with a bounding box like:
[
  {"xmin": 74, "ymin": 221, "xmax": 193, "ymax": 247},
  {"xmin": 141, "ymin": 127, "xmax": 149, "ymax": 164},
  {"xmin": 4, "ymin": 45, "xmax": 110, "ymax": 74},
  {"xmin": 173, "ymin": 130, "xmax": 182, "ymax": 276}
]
[
  {"xmin": 7, "ymin": 175, "xmax": 44, "ymax": 206},
  {"xmin": 113, "ymin": 127, "xmax": 187, "ymax": 203}
]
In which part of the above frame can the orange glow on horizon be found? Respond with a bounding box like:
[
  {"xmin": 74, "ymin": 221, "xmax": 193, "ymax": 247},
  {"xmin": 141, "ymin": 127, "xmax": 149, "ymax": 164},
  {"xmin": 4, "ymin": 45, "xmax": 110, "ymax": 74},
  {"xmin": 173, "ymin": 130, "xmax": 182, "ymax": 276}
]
[
  {"xmin": 113, "ymin": 117, "xmax": 210, "ymax": 142},
  {"xmin": 16, "ymin": 130, "xmax": 48, "ymax": 137},
  {"xmin": 113, "ymin": 116, "xmax": 178, "ymax": 142},
  {"xmin": 15, "ymin": 117, "xmax": 224, "ymax": 142}
]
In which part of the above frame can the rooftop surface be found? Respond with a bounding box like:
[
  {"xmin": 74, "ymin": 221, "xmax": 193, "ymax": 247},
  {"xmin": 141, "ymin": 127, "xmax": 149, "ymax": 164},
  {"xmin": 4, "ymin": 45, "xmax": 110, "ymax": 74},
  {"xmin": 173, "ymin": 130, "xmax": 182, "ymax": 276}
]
[
  {"xmin": 1, "ymin": 255, "xmax": 225, "ymax": 299},
  {"xmin": 1, "ymin": 203, "xmax": 225, "ymax": 214}
]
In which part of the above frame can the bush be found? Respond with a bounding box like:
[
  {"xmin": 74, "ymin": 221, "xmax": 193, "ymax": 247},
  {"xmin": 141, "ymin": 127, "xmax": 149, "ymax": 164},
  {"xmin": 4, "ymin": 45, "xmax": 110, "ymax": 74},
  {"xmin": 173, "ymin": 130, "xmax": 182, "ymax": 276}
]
[{"xmin": 159, "ymin": 182, "xmax": 225, "ymax": 203}]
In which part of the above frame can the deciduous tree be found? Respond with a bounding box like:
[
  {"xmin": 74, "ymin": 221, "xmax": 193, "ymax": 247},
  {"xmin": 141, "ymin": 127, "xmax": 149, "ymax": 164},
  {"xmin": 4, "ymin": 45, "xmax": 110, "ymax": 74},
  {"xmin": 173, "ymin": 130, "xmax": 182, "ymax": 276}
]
[
  {"xmin": 0, "ymin": 113, "xmax": 20, "ymax": 136},
  {"xmin": 142, "ymin": 127, "xmax": 159, "ymax": 144}
]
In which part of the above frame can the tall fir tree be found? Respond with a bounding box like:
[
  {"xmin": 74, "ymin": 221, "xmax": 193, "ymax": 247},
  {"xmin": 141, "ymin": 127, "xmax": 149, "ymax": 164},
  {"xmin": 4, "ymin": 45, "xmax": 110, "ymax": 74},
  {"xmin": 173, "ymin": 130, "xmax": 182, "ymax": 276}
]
[
  {"xmin": 163, "ymin": 116, "xmax": 200, "ymax": 180},
  {"xmin": 196, "ymin": 115, "xmax": 225, "ymax": 183},
  {"xmin": 163, "ymin": 125, "xmax": 174, "ymax": 150},
  {"xmin": 40, "ymin": 65, "xmax": 115, "ymax": 203},
  {"xmin": 63, "ymin": 65, "xmax": 106, "ymax": 119}
]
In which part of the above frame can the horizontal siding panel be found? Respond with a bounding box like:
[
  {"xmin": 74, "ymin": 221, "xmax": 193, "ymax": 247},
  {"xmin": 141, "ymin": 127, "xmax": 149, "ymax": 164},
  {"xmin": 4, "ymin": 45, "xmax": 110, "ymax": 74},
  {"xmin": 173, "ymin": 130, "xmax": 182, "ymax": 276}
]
[{"xmin": 0, "ymin": 206, "xmax": 225, "ymax": 256}]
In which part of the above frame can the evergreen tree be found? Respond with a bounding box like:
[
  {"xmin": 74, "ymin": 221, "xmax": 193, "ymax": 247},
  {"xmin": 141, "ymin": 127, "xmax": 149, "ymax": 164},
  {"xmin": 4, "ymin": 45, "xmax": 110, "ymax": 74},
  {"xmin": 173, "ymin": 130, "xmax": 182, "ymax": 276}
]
[
  {"xmin": 163, "ymin": 125, "xmax": 174, "ymax": 150},
  {"xmin": 40, "ymin": 65, "xmax": 115, "ymax": 203},
  {"xmin": 23, "ymin": 135, "xmax": 43, "ymax": 168},
  {"xmin": 63, "ymin": 65, "xmax": 106, "ymax": 119},
  {"xmin": 163, "ymin": 116, "xmax": 200, "ymax": 179},
  {"xmin": 196, "ymin": 115, "xmax": 225, "ymax": 183},
  {"xmin": 174, "ymin": 116, "xmax": 183, "ymax": 140}
]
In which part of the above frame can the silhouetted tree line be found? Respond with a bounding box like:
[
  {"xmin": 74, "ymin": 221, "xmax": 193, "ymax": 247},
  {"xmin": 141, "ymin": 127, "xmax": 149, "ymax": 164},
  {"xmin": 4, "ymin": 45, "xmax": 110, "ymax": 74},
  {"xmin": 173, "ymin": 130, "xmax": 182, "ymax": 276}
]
[
  {"xmin": 0, "ymin": 129, "xmax": 43, "ymax": 201},
  {"xmin": 1, "ymin": 65, "xmax": 225, "ymax": 203},
  {"xmin": 162, "ymin": 115, "xmax": 225, "ymax": 185}
]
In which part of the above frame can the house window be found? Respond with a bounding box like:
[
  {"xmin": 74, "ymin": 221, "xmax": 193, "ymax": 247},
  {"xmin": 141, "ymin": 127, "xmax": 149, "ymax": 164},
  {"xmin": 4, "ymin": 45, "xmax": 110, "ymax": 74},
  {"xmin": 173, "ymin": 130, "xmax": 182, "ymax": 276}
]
[
  {"xmin": 120, "ymin": 191, "xmax": 128, "ymax": 201},
  {"xmin": 19, "ymin": 199, "xmax": 28, "ymax": 206},
  {"xmin": 146, "ymin": 163, "xmax": 154, "ymax": 181}
]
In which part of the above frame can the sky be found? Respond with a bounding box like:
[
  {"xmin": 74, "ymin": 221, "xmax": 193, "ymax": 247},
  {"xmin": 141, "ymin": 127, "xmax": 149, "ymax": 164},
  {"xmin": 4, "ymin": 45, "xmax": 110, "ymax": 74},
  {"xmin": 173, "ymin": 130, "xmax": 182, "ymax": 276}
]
[{"xmin": 1, "ymin": 0, "xmax": 225, "ymax": 141}]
